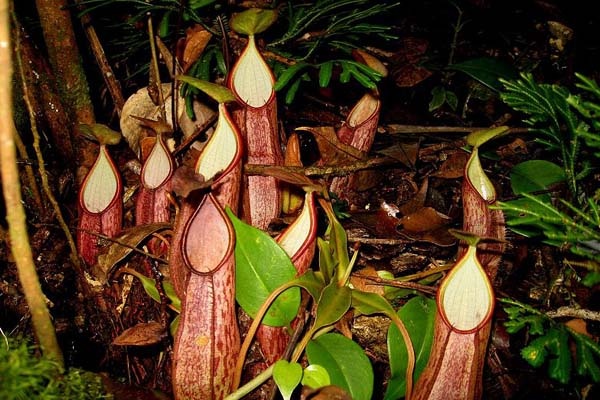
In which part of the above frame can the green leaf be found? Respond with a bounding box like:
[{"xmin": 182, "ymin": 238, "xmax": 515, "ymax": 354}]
[
  {"xmin": 230, "ymin": 8, "xmax": 277, "ymax": 36},
  {"xmin": 313, "ymin": 282, "xmax": 352, "ymax": 331},
  {"xmin": 273, "ymin": 360, "xmax": 303, "ymax": 400},
  {"xmin": 510, "ymin": 160, "xmax": 565, "ymax": 195},
  {"xmin": 429, "ymin": 86, "xmax": 446, "ymax": 112},
  {"xmin": 228, "ymin": 209, "xmax": 301, "ymax": 327},
  {"xmin": 449, "ymin": 57, "xmax": 518, "ymax": 91},
  {"xmin": 582, "ymin": 271, "xmax": 600, "ymax": 287},
  {"xmin": 385, "ymin": 296, "xmax": 436, "ymax": 400},
  {"xmin": 306, "ymin": 333, "xmax": 374, "ymax": 400},
  {"xmin": 302, "ymin": 364, "xmax": 331, "ymax": 389},
  {"xmin": 522, "ymin": 327, "xmax": 572, "ymax": 384},
  {"xmin": 318, "ymin": 61, "xmax": 334, "ymax": 88},
  {"xmin": 274, "ymin": 62, "xmax": 310, "ymax": 91},
  {"xmin": 351, "ymin": 290, "xmax": 396, "ymax": 319},
  {"xmin": 163, "ymin": 280, "xmax": 181, "ymax": 312},
  {"xmin": 317, "ymin": 237, "xmax": 334, "ymax": 284},
  {"xmin": 573, "ymin": 332, "xmax": 600, "ymax": 382},
  {"xmin": 176, "ymin": 75, "xmax": 236, "ymax": 103}
]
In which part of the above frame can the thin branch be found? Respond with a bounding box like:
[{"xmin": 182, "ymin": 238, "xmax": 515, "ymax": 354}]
[{"xmin": 546, "ymin": 307, "xmax": 600, "ymax": 322}]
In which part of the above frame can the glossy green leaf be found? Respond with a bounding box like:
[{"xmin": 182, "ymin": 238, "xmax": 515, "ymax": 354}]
[
  {"xmin": 351, "ymin": 290, "xmax": 396, "ymax": 318},
  {"xmin": 306, "ymin": 333, "xmax": 373, "ymax": 400},
  {"xmin": 273, "ymin": 360, "xmax": 303, "ymax": 400},
  {"xmin": 302, "ymin": 364, "xmax": 331, "ymax": 389},
  {"xmin": 230, "ymin": 8, "xmax": 277, "ymax": 36},
  {"xmin": 79, "ymin": 123, "xmax": 121, "ymax": 146},
  {"xmin": 313, "ymin": 282, "xmax": 352, "ymax": 331},
  {"xmin": 318, "ymin": 61, "xmax": 334, "ymax": 88},
  {"xmin": 510, "ymin": 160, "xmax": 565, "ymax": 195},
  {"xmin": 448, "ymin": 57, "xmax": 518, "ymax": 91},
  {"xmin": 176, "ymin": 75, "xmax": 236, "ymax": 103},
  {"xmin": 385, "ymin": 296, "xmax": 436, "ymax": 400},
  {"xmin": 227, "ymin": 209, "xmax": 300, "ymax": 327}
]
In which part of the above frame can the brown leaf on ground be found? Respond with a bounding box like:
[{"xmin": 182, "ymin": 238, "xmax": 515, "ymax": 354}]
[
  {"xmin": 113, "ymin": 321, "xmax": 167, "ymax": 346},
  {"xmin": 432, "ymin": 150, "xmax": 469, "ymax": 179},
  {"xmin": 398, "ymin": 206, "xmax": 450, "ymax": 232},
  {"xmin": 377, "ymin": 140, "xmax": 420, "ymax": 168},
  {"xmin": 350, "ymin": 266, "xmax": 386, "ymax": 296},
  {"xmin": 390, "ymin": 37, "xmax": 433, "ymax": 87},
  {"xmin": 398, "ymin": 177, "xmax": 428, "ymax": 216},
  {"xmin": 296, "ymin": 126, "xmax": 365, "ymax": 165}
]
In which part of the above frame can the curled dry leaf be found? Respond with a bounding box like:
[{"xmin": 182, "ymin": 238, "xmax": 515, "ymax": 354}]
[{"xmin": 113, "ymin": 321, "xmax": 166, "ymax": 346}]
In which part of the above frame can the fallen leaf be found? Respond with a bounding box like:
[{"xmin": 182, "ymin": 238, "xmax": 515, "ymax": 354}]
[
  {"xmin": 399, "ymin": 206, "xmax": 450, "ymax": 233},
  {"xmin": 390, "ymin": 37, "xmax": 433, "ymax": 87},
  {"xmin": 376, "ymin": 141, "xmax": 420, "ymax": 168},
  {"xmin": 350, "ymin": 266, "xmax": 385, "ymax": 296},
  {"xmin": 113, "ymin": 321, "xmax": 166, "ymax": 346},
  {"xmin": 296, "ymin": 126, "xmax": 365, "ymax": 166},
  {"xmin": 398, "ymin": 178, "xmax": 428, "ymax": 216},
  {"xmin": 301, "ymin": 385, "xmax": 352, "ymax": 400},
  {"xmin": 432, "ymin": 150, "xmax": 469, "ymax": 179},
  {"xmin": 95, "ymin": 223, "xmax": 172, "ymax": 283}
]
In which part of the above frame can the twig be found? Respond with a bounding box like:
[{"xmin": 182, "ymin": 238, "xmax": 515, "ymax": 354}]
[
  {"xmin": 546, "ymin": 307, "xmax": 600, "ymax": 322},
  {"xmin": 244, "ymin": 157, "xmax": 399, "ymax": 178},
  {"xmin": 352, "ymin": 273, "xmax": 438, "ymax": 295},
  {"xmin": 77, "ymin": 1, "xmax": 125, "ymax": 113},
  {"xmin": 384, "ymin": 124, "xmax": 529, "ymax": 135}
]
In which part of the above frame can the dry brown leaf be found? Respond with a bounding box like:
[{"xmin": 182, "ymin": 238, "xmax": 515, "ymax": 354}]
[
  {"xmin": 113, "ymin": 321, "xmax": 166, "ymax": 346},
  {"xmin": 565, "ymin": 318, "xmax": 591, "ymax": 337},
  {"xmin": 432, "ymin": 150, "xmax": 469, "ymax": 179},
  {"xmin": 182, "ymin": 26, "xmax": 213, "ymax": 71},
  {"xmin": 95, "ymin": 223, "xmax": 172, "ymax": 282},
  {"xmin": 398, "ymin": 177, "xmax": 428, "ymax": 216},
  {"xmin": 376, "ymin": 141, "xmax": 420, "ymax": 168},
  {"xmin": 170, "ymin": 164, "xmax": 212, "ymax": 198},
  {"xmin": 350, "ymin": 266, "xmax": 385, "ymax": 296},
  {"xmin": 296, "ymin": 126, "xmax": 365, "ymax": 166},
  {"xmin": 301, "ymin": 385, "xmax": 352, "ymax": 400},
  {"xmin": 398, "ymin": 206, "xmax": 450, "ymax": 232},
  {"xmin": 390, "ymin": 37, "xmax": 433, "ymax": 87}
]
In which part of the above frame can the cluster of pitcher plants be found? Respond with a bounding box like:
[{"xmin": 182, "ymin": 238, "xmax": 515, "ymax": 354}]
[{"xmin": 75, "ymin": 8, "xmax": 507, "ymax": 400}]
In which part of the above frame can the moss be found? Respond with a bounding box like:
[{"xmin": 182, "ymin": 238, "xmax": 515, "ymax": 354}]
[{"xmin": 0, "ymin": 336, "xmax": 112, "ymax": 400}]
